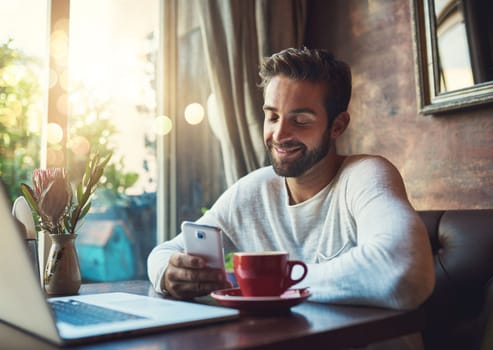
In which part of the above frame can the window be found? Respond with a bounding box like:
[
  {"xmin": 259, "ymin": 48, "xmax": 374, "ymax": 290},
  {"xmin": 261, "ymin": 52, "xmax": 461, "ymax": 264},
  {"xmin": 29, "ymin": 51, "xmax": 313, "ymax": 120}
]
[
  {"xmin": 1, "ymin": 0, "xmax": 226, "ymax": 282},
  {"xmin": 66, "ymin": 0, "xmax": 160, "ymax": 281}
]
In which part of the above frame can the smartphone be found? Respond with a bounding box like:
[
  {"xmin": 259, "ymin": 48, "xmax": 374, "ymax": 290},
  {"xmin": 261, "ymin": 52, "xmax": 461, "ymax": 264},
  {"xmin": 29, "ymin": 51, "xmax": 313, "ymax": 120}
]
[{"xmin": 181, "ymin": 221, "xmax": 225, "ymax": 270}]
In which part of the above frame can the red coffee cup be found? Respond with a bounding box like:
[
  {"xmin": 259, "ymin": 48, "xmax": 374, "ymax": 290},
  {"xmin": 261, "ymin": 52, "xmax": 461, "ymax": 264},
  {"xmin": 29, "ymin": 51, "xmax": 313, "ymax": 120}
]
[{"xmin": 233, "ymin": 251, "xmax": 308, "ymax": 297}]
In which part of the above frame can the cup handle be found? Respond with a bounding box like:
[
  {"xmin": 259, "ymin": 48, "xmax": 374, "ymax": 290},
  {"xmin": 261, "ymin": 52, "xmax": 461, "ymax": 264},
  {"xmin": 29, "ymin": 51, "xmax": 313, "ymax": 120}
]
[{"xmin": 285, "ymin": 260, "xmax": 308, "ymax": 289}]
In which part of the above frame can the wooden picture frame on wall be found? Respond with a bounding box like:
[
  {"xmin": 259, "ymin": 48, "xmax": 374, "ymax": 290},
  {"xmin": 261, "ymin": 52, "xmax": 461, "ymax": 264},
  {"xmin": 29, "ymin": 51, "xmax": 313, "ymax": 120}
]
[{"xmin": 411, "ymin": 0, "xmax": 493, "ymax": 114}]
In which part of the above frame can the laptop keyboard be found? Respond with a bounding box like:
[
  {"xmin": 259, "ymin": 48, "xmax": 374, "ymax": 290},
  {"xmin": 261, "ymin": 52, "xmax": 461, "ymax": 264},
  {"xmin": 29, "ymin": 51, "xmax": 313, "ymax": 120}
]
[{"xmin": 50, "ymin": 299, "xmax": 147, "ymax": 326}]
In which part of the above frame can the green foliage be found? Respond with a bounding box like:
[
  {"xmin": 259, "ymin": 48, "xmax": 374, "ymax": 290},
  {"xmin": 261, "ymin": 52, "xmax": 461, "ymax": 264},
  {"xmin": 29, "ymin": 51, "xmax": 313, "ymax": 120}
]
[
  {"xmin": 102, "ymin": 158, "xmax": 139, "ymax": 194},
  {"xmin": 0, "ymin": 40, "xmax": 42, "ymax": 203},
  {"xmin": 200, "ymin": 207, "xmax": 209, "ymax": 215},
  {"xmin": 224, "ymin": 252, "xmax": 234, "ymax": 272},
  {"xmin": 66, "ymin": 152, "xmax": 112, "ymax": 233},
  {"xmin": 20, "ymin": 182, "xmax": 39, "ymax": 214}
]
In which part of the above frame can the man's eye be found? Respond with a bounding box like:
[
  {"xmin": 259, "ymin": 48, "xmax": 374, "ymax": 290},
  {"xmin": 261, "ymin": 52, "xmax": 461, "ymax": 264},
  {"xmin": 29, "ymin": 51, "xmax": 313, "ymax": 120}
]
[
  {"xmin": 294, "ymin": 113, "xmax": 315, "ymax": 125},
  {"xmin": 294, "ymin": 117, "xmax": 310, "ymax": 125}
]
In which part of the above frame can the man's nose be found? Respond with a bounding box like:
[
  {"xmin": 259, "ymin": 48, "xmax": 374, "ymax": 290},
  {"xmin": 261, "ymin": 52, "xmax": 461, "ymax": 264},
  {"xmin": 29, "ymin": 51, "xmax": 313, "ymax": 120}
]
[{"xmin": 272, "ymin": 119, "xmax": 292, "ymax": 142}]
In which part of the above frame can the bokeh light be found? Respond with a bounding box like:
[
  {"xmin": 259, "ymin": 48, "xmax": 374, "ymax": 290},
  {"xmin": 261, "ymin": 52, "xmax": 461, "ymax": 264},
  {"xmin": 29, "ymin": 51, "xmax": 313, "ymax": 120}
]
[
  {"xmin": 50, "ymin": 29, "xmax": 69, "ymax": 63},
  {"xmin": 69, "ymin": 135, "xmax": 90, "ymax": 156},
  {"xmin": 47, "ymin": 122, "xmax": 64, "ymax": 144},
  {"xmin": 46, "ymin": 148, "xmax": 65, "ymax": 167},
  {"xmin": 184, "ymin": 102, "xmax": 205, "ymax": 125},
  {"xmin": 154, "ymin": 115, "xmax": 172, "ymax": 135},
  {"xmin": 2, "ymin": 64, "xmax": 25, "ymax": 86},
  {"xmin": 56, "ymin": 93, "xmax": 69, "ymax": 114}
]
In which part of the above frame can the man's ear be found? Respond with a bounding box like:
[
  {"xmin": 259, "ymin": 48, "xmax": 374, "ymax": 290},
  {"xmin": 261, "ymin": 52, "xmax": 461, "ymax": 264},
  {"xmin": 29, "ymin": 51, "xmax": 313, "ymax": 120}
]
[{"xmin": 331, "ymin": 112, "xmax": 350, "ymax": 138}]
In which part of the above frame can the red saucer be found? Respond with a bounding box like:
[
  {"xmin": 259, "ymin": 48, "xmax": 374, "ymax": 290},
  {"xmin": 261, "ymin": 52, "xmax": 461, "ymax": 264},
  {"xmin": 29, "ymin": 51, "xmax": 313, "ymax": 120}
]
[{"xmin": 210, "ymin": 288, "xmax": 311, "ymax": 314}]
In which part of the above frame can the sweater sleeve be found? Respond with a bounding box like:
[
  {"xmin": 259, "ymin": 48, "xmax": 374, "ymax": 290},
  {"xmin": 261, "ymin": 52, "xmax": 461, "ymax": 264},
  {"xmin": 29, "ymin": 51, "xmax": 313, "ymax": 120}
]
[
  {"xmin": 147, "ymin": 234, "xmax": 185, "ymax": 293},
  {"xmin": 301, "ymin": 157, "xmax": 435, "ymax": 310}
]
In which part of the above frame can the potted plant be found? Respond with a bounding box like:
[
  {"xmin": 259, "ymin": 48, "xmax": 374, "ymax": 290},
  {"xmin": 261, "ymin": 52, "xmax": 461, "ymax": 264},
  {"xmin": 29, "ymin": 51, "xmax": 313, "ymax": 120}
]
[{"xmin": 21, "ymin": 152, "xmax": 111, "ymax": 295}]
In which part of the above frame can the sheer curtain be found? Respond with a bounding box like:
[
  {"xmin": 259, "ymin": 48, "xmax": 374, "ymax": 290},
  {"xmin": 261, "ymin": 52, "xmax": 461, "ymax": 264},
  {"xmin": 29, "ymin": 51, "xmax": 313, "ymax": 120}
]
[{"xmin": 196, "ymin": 0, "xmax": 307, "ymax": 186}]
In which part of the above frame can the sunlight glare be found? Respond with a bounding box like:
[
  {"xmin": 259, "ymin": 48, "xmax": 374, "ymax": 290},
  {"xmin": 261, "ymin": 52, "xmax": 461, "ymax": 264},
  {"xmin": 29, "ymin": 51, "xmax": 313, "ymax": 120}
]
[
  {"xmin": 69, "ymin": 91, "xmax": 88, "ymax": 116},
  {"xmin": 184, "ymin": 103, "xmax": 205, "ymax": 125},
  {"xmin": 72, "ymin": 64, "xmax": 112, "ymax": 103},
  {"xmin": 116, "ymin": 52, "xmax": 144, "ymax": 100},
  {"xmin": 26, "ymin": 102, "xmax": 42, "ymax": 133},
  {"xmin": 85, "ymin": 111, "xmax": 97, "ymax": 124}
]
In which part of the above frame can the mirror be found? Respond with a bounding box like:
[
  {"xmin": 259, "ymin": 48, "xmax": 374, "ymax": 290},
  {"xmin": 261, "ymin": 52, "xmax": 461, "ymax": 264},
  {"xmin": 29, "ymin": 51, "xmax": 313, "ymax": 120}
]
[{"xmin": 412, "ymin": 0, "xmax": 493, "ymax": 114}]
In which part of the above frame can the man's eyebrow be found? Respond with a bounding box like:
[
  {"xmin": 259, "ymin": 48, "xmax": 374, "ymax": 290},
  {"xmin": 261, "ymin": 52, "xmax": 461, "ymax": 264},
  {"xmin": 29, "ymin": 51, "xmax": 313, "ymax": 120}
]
[
  {"xmin": 262, "ymin": 105, "xmax": 276, "ymax": 112},
  {"xmin": 288, "ymin": 108, "xmax": 317, "ymax": 115},
  {"xmin": 262, "ymin": 106, "xmax": 317, "ymax": 115}
]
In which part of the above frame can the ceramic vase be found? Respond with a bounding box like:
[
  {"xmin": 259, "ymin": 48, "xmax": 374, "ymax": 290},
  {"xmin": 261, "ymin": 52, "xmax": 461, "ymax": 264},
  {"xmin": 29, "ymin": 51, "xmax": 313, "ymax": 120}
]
[
  {"xmin": 37, "ymin": 230, "xmax": 52, "ymax": 286},
  {"xmin": 44, "ymin": 233, "xmax": 81, "ymax": 295}
]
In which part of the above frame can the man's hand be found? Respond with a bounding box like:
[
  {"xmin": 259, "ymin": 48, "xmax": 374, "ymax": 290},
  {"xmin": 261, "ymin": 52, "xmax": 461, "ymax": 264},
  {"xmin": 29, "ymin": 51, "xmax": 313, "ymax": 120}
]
[{"xmin": 162, "ymin": 252, "xmax": 232, "ymax": 299}]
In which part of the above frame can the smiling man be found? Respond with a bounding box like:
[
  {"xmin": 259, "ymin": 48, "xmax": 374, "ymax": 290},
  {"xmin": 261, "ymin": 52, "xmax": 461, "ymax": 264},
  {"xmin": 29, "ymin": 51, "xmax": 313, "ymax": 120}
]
[
  {"xmin": 262, "ymin": 74, "xmax": 347, "ymax": 204},
  {"xmin": 148, "ymin": 48, "xmax": 434, "ymax": 349}
]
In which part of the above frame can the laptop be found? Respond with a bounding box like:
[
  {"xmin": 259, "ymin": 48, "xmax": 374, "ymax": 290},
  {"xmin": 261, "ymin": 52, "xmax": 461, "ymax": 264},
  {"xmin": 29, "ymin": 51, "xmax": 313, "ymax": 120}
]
[{"xmin": 0, "ymin": 185, "xmax": 239, "ymax": 346}]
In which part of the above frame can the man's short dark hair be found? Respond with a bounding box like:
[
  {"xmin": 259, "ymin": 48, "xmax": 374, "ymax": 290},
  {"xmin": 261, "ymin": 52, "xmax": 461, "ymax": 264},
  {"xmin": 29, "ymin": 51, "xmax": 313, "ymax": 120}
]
[{"xmin": 259, "ymin": 47, "xmax": 352, "ymax": 123}]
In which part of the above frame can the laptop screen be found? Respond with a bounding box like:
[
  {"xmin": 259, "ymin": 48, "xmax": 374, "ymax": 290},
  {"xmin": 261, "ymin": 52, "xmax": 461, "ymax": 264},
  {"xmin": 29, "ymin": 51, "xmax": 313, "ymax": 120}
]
[{"xmin": 0, "ymin": 182, "xmax": 62, "ymax": 342}]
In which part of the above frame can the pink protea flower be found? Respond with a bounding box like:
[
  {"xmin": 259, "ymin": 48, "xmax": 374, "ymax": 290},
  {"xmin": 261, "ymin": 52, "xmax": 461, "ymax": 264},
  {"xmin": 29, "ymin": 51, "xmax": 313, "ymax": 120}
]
[
  {"xmin": 32, "ymin": 168, "xmax": 71, "ymax": 230},
  {"xmin": 21, "ymin": 152, "xmax": 112, "ymax": 235}
]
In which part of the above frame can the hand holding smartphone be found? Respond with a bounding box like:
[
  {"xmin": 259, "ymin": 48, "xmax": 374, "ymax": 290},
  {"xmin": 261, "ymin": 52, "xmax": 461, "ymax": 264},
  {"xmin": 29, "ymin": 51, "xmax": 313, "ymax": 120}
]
[{"xmin": 181, "ymin": 221, "xmax": 225, "ymax": 270}]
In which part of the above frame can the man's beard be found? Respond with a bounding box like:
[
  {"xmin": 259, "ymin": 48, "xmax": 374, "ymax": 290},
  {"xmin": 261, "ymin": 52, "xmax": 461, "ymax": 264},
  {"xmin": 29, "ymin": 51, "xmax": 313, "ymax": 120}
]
[{"xmin": 266, "ymin": 129, "xmax": 331, "ymax": 177}]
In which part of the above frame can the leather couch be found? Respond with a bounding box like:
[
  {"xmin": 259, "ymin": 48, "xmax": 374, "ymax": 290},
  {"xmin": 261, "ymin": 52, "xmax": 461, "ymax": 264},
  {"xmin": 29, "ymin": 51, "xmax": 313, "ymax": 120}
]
[{"xmin": 418, "ymin": 209, "xmax": 493, "ymax": 350}]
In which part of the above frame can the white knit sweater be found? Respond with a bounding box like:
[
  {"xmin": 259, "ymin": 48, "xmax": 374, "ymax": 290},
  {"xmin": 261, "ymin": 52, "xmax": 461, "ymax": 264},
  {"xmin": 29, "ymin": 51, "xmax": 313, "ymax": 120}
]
[{"xmin": 147, "ymin": 155, "xmax": 435, "ymax": 349}]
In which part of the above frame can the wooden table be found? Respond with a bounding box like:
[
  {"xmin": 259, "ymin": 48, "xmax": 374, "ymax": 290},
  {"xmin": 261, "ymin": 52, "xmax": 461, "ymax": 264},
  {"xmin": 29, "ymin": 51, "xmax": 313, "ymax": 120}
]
[{"xmin": 0, "ymin": 280, "xmax": 425, "ymax": 349}]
